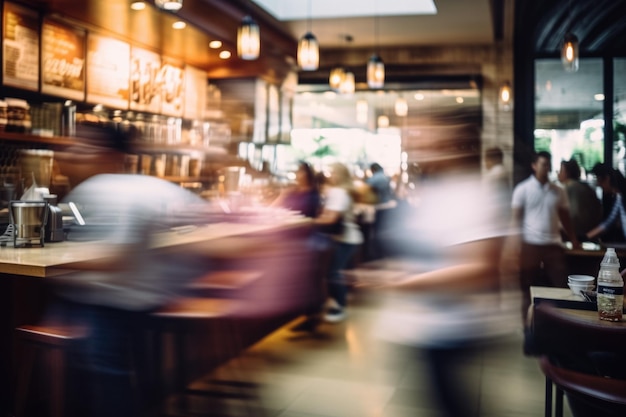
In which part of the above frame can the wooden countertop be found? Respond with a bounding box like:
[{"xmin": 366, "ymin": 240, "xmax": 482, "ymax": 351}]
[{"xmin": 0, "ymin": 213, "xmax": 310, "ymax": 278}]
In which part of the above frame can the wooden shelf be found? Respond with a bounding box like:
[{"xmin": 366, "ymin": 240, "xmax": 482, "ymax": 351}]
[{"xmin": 0, "ymin": 131, "xmax": 78, "ymax": 147}]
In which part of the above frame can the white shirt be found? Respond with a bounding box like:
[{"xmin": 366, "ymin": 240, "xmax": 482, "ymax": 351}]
[
  {"xmin": 511, "ymin": 175, "xmax": 569, "ymax": 245},
  {"xmin": 323, "ymin": 186, "xmax": 363, "ymax": 245}
]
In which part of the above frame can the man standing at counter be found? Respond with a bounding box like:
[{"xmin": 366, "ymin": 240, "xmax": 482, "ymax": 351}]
[{"xmin": 510, "ymin": 151, "xmax": 581, "ymax": 323}]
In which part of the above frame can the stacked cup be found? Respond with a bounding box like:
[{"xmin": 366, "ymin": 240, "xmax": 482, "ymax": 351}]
[{"xmin": 567, "ymin": 274, "xmax": 595, "ymax": 295}]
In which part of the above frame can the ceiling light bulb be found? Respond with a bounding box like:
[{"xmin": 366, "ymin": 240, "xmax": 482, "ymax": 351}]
[
  {"xmin": 594, "ymin": 93, "xmax": 605, "ymax": 101},
  {"xmin": 414, "ymin": 93, "xmax": 424, "ymax": 101},
  {"xmin": 172, "ymin": 21, "xmax": 186, "ymax": 29},
  {"xmin": 130, "ymin": 2, "xmax": 146, "ymax": 10},
  {"xmin": 209, "ymin": 40, "xmax": 222, "ymax": 49},
  {"xmin": 219, "ymin": 50, "xmax": 231, "ymax": 59},
  {"xmin": 155, "ymin": 0, "xmax": 183, "ymax": 11},
  {"xmin": 377, "ymin": 115, "xmax": 389, "ymax": 128}
]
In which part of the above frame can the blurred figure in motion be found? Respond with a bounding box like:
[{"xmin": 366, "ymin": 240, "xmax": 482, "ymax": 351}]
[
  {"xmin": 370, "ymin": 137, "xmax": 517, "ymax": 417},
  {"xmin": 50, "ymin": 124, "xmax": 210, "ymax": 417},
  {"xmin": 314, "ymin": 162, "xmax": 363, "ymax": 323},
  {"xmin": 510, "ymin": 151, "xmax": 580, "ymax": 324},
  {"xmin": 557, "ymin": 159, "xmax": 601, "ymax": 242},
  {"xmin": 586, "ymin": 165, "xmax": 626, "ymax": 242},
  {"xmin": 365, "ymin": 162, "xmax": 396, "ymax": 260}
]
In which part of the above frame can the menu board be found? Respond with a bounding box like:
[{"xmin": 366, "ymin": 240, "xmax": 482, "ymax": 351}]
[
  {"xmin": 183, "ymin": 65, "xmax": 207, "ymax": 120},
  {"xmin": 2, "ymin": 2, "xmax": 39, "ymax": 90},
  {"xmin": 130, "ymin": 46, "xmax": 161, "ymax": 113},
  {"xmin": 41, "ymin": 20, "xmax": 86, "ymax": 101},
  {"xmin": 86, "ymin": 34, "xmax": 130, "ymax": 109},
  {"xmin": 158, "ymin": 57, "xmax": 184, "ymax": 117}
]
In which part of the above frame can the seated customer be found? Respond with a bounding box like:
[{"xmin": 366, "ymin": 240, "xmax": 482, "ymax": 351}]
[
  {"xmin": 558, "ymin": 159, "xmax": 601, "ymax": 241},
  {"xmin": 587, "ymin": 166, "xmax": 626, "ymax": 243}
]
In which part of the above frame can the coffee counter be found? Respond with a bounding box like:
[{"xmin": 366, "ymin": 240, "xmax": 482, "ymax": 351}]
[
  {"xmin": 0, "ymin": 215, "xmax": 310, "ymax": 278},
  {"xmin": 0, "ymin": 214, "xmax": 313, "ymax": 416}
]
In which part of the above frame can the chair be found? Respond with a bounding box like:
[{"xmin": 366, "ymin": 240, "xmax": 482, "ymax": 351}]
[{"xmin": 532, "ymin": 302, "xmax": 626, "ymax": 417}]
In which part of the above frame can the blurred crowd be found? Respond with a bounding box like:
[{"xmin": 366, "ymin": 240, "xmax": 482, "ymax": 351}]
[{"xmin": 24, "ymin": 121, "xmax": 626, "ymax": 417}]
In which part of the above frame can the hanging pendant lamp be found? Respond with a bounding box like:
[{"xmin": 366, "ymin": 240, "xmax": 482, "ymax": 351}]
[
  {"xmin": 237, "ymin": 16, "xmax": 260, "ymax": 60},
  {"xmin": 394, "ymin": 96, "xmax": 408, "ymax": 117},
  {"xmin": 155, "ymin": 0, "xmax": 182, "ymax": 11},
  {"xmin": 298, "ymin": 32, "xmax": 319, "ymax": 71},
  {"xmin": 499, "ymin": 81, "xmax": 512, "ymax": 109},
  {"xmin": 367, "ymin": 54, "xmax": 384, "ymax": 89},
  {"xmin": 329, "ymin": 67, "xmax": 345, "ymax": 91},
  {"xmin": 339, "ymin": 71, "xmax": 355, "ymax": 94},
  {"xmin": 561, "ymin": 33, "xmax": 579, "ymax": 72}
]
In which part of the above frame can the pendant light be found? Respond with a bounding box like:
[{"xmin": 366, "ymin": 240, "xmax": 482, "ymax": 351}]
[
  {"xmin": 329, "ymin": 67, "xmax": 345, "ymax": 91},
  {"xmin": 298, "ymin": 0, "xmax": 318, "ymax": 71},
  {"xmin": 367, "ymin": 4, "xmax": 384, "ymax": 89},
  {"xmin": 237, "ymin": 16, "xmax": 260, "ymax": 60},
  {"xmin": 499, "ymin": 81, "xmax": 512, "ymax": 109},
  {"xmin": 339, "ymin": 71, "xmax": 355, "ymax": 94},
  {"xmin": 561, "ymin": 33, "xmax": 579, "ymax": 72},
  {"xmin": 154, "ymin": 0, "xmax": 182, "ymax": 11},
  {"xmin": 394, "ymin": 96, "xmax": 408, "ymax": 117}
]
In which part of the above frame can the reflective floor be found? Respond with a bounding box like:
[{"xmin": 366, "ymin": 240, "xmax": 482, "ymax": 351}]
[{"xmin": 171, "ymin": 290, "xmax": 573, "ymax": 417}]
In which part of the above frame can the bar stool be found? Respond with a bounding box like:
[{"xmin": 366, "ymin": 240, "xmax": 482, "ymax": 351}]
[{"xmin": 14, "ymin": 324, "xmax": 88, "ymax": 417}]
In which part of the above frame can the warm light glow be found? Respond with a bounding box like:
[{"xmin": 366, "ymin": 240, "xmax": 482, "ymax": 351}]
[
  {"xmin": 414, "ymin": 93, "xmax": 424, "ymax": 100},
  {"xmin": 329, "ymin": 67, "xmax": 345, "ymax": 90},
  {"xmin": 561, "ymin": 33, "xmax": 579, "ymax": 72},
  {"xmin": 130, "ymin": 2, "xmax": 146, "ymax": 10},
  {"xmin": 339, "ymin": 71, "xmax": 355, "ymax": 94},
  {"xmin": 209, "ymin": 40, "xmax": 222, "ymax": 49},
  {"xmin": 154, "ymin": 0, "xmax": 183, "ymax": 11},
  {"xmin": 594, "ymin": 93, "xmax": 605, "ymax": 101},
  {"xmin": 298, "ymin": 32, "xmax": 319, "ymax": 71},
  {"xmin": 377, "ymin": 115, "xmax": 389, "ymax": 128},
  {"xmin": 219, "ymin": 50, "xmax": 231, "ymax": 59},
  {"xmin": 456, "ymin": 97, "xmax": 464, "ymax": 104},
  {"xmin": 367, "ymin": 54, "xmax": 385, "ymax": 89},
  {"xmin": 237, "ymin": 16, "xmax": 260, "ymax": 60},
  {"xmin": 172, "ymin": 21, "xmax": 186, "ymax": 29},
  {"xmin": 395, "ymin": 97, "xmax": 408, "ymax": 116}
]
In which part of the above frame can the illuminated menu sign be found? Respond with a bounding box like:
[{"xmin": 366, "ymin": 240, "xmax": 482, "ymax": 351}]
[
  {"xmin": 87, "ymin": 33, "xmax": 130, "ymax": 109},
  {"xmin": 41, "ymin": 20, "xmax": 86, "ymax": 101},
  {"xmin": 2, "ymin": 2, "xmax": 39, "ymax": 90},
  {"xmin": 159, "ymin": 57, "xmax": 184, "ymax": 117},
  {"xmin": 130, "ymin": 47, "xmax": 161, "ymax": 113}
]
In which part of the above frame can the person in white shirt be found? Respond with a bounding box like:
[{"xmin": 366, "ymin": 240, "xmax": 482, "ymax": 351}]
[
  {"xmin": 314, "ymin": 162, "xmax": 363, "ymax": 322},
  {"xmin": 510, "ymin": 151, "xmax": 580, "ymax": 322}
]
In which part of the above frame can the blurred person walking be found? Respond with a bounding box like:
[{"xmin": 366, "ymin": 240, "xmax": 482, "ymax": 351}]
[
  {"xmin": 314, "ymin": 162, "xmax": 363, "ymax": 322},
  {"xmin": 557, "ymin": 159, "xmax": 601, "ymax": 241},
  {"xmin": 369, "ymin": 138, "xmax": 516, "ymax": 417},
  {"xmin": 49, "ymin": 124, "xmax": 211, "ymax": 417},
  {"xmin": 510, "ymin": 151, "xmax": 580, "ymax": 323}
]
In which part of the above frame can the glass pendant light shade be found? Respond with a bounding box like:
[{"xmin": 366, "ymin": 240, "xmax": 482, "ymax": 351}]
[
  {"xmin": 367, "ymin": 54, "xmax": 385, "ymax": 89},
  {"xmin": 339, "ymin": 71, "xmax": 355, "ymax": 94},
  {"xmin": 377, "ymin": 115, "xmax": 389, "ymax": 128},
  {"xmin": 155, "ymin": 0, "xmax": 183, "ymax": 11},
  {"xmin": 395, "ymin": 97, "xmax": 408, "ymax": 116},
  {"xmin": 298, "ymin": 32, "xmax": 319, "ymax": 71},
  {"xmin": 237, "ymin": 16, "xmax": 260, "ymax": 60},
  {"xmin": 329, "ymin": 67, "xmax": 345, "ymax": 90},
  {"xmin": 561, "ymin": 33, "xmax": 579, "ymax": 72}
]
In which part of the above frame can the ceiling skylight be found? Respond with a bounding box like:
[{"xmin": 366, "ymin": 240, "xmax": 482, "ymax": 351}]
[{"xmin": 251, "ymin": 0, "xmax": 437, "ymax": 21}]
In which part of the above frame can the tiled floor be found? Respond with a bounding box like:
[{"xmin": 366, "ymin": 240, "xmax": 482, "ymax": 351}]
[{"xmin": 178, "ymin": 290, "xmax": 574, "ymax": 417}]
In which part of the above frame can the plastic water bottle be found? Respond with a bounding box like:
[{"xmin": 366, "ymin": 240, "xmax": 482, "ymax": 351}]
[{"xmin": 597, "ymin": 248, "xmax": 624, "ymax": 321}]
